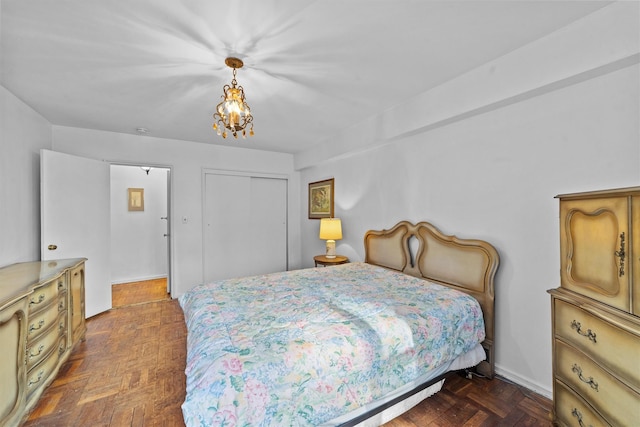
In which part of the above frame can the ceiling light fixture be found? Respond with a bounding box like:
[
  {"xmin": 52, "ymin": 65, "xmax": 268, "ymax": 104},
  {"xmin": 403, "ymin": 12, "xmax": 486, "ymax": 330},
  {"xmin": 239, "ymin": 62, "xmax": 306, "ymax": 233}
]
[{"xmin": 213, "ymin": 57, "xmax": 254, "ymax": 139}]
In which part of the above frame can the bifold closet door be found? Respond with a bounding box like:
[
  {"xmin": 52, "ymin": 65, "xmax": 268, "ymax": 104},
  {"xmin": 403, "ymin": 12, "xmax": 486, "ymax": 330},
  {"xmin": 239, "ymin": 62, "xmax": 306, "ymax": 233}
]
[{"xmin": 203, "ymin": 173, "xmax": 287, "ymax": 282}]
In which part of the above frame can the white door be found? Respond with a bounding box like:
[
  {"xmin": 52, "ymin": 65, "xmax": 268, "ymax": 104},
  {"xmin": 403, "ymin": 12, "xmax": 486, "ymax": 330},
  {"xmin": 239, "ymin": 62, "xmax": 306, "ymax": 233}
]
[
  {"xmin": 203, "ymin": 172, "xmax": 287, "ymax": 282},
  {"xmin": 41, "ymin": 150, "xmax": 111, "ymax": 317}
]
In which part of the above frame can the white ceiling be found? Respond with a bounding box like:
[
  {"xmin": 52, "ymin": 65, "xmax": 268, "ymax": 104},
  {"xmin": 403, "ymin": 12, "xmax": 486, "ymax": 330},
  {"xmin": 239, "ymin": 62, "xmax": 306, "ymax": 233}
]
[{"xmin": 1, "ymin": 0, "xmax": 610, "ymax": 154}]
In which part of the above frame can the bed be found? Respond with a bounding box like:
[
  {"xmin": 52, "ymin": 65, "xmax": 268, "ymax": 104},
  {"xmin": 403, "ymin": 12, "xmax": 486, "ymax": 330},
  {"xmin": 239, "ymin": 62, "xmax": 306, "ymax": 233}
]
[{"xmin": 179, "ymin": 220, "xmax": 499, "ymax": 426}]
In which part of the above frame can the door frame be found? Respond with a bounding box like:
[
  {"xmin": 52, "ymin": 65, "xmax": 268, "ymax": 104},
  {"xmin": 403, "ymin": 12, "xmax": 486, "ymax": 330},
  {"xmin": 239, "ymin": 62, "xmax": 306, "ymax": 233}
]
[{"xmin": 111, "ymin": 162, "xmax": 175, "ymax": 296}]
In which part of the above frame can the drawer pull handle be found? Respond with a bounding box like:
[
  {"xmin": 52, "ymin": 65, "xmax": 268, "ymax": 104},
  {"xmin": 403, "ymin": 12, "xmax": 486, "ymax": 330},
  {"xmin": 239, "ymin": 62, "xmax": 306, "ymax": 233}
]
[
  {"xmin": 28, "ymin": 370, "xmax": 44, "ymax": 387},
  {"xmin": 29, "ymin": 319, "xmax": 45, "ymax": 332},
  {"xmin": 614, "ymin": 231, "xmax": 625, "ymax": 277},
  {"xmin": 572, "ymin": 364, "xmax": 599, "ymax": 391},
  {"xmin": 571, "ymin": 408, "xmax": 593, "ymax": 427},
  {"xmin": 30, "ymin": 294, "xmax": 45, "ymax": 305},
  {"xmin": 29, "ymin": 344, "xmax": 45, "ymax": 359},
  {"xmin": 59, "ymin": 301, "xmax": 65, "ymax": 311},
  {"xmin": 570, "ymin": 320, "xmax": 597, "ymax": 343}
]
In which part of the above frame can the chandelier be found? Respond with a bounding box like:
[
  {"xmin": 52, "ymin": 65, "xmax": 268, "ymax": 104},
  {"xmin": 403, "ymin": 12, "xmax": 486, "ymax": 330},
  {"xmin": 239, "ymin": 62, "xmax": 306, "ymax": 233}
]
[{"xmin": 213, "ymin": 57, "xmax": 254, "ymax": 139}]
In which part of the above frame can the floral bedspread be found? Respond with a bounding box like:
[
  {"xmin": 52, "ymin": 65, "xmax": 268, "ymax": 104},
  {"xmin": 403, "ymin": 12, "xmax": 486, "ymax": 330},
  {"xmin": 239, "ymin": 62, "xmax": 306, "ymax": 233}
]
[{"xmin": 178, "ymin": 262, "xmax": 485, "ymax": 427}]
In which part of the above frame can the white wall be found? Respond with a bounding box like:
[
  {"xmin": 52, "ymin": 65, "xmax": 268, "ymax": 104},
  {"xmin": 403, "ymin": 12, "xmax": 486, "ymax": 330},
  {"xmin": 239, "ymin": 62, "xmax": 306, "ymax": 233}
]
[
  {"xmin": 296, "ymin": 2, "xmax": 639, "ymax": 397},
  {"xmin": 110, "ymin": 164, "xmax": 168, "ymax": 284},
  {"xmin": 51, "ymin": 128, "xmax": 300, "ymax": 298},
  {"xmin": 0, "ymin": 85, "xmax": 52, "ymax": 266}
]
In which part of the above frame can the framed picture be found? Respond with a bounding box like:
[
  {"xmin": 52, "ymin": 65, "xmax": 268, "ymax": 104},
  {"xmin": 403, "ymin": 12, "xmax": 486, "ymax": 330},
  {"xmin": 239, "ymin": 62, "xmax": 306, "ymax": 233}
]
[
  {"xmin": 128, "ymin": 188, "xmax": 144, "ymax": 211},
  {"xmin": 308, "ymin": 178, "xmax": 334, "ymax": 219}
]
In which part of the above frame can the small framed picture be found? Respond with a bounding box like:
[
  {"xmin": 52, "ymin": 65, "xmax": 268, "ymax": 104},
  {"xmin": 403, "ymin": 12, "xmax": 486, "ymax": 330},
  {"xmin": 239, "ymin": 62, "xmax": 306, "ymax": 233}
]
[
  {"xmin": 308, "ymin": 178, "xmax": 334, "ymax": 219},
  {"xmin": 128, "ymin": 188, "xmax": 144, "ymax": 211}
]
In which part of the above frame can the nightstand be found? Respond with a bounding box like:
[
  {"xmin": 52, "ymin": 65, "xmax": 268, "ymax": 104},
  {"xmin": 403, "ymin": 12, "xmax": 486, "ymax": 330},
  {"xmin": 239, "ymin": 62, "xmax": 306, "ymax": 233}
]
[{"xmin": 314, "ymin": 255, "xmax": 349, "ymax": 267}]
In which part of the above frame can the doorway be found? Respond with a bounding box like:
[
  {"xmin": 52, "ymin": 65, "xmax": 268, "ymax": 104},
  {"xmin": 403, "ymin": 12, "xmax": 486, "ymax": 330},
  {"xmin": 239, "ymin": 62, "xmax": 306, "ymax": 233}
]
[{"xmin": 110, "ymin": 164, "xmax": 172, "ymax": 298}]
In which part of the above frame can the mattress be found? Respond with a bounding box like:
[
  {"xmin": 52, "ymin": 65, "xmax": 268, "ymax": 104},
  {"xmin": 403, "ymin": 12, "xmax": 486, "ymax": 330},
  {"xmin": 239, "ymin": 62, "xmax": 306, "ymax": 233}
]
[{"xmin": 178, "ymin": 262, "xmax": 486, "ymax": 426}]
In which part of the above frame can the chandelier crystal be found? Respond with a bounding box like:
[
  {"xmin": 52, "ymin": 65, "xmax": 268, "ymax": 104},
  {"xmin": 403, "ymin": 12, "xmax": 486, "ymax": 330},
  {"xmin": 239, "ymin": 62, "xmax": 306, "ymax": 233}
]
[{"xmin": 213, "ymin": 57, "xmax": 254, "ymax": 139}]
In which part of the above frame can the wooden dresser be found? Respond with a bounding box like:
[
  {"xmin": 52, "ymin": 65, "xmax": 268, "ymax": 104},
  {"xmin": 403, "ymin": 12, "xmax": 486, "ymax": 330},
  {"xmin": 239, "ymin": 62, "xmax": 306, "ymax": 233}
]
[
  {"xmin": 549, "ymin": 187, "xmax": 640, "ymax": 426},
  {"xmin": 0, "ymin": 258, "xmax": 86, "ymax": 427}
]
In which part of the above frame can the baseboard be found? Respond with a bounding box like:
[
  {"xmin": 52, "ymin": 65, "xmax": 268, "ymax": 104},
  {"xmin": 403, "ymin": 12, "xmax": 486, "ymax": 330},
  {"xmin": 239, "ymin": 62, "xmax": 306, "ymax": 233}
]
[{"xmin": 495, "ymin": 365, "xmax": 552, "ymax": 399}]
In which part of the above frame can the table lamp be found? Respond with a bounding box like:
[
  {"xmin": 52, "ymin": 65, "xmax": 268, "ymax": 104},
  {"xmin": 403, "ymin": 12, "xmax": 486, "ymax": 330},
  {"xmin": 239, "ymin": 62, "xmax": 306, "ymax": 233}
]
[{"xmin": 319, "ymin": 218, "xmax": 342, "ymax": 258}]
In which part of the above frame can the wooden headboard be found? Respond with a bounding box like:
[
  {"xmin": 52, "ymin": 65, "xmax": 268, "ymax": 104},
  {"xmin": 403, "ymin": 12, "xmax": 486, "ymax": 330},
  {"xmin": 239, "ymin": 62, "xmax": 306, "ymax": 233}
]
[{"xmin": 364, "ymin": 220, "xmax": 500, "ymax": 378}]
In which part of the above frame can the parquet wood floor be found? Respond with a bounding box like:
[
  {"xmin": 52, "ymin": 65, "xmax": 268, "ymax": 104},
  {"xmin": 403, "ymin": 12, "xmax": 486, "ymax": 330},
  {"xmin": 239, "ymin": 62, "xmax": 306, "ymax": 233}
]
[
  {"xmin": 112, "ymin": 278, "xmax": 170, "ymax": 308},
  {"xmin": 384, "ymin": 373, "xmax": 553, "ymax": 426},
  {"xmin": 25, "ymin": 281, "xmax": 552, "ymax": 427},
  {"xmin": 24, "ymin": 299, "xmax": 186, "ymax": 427}
]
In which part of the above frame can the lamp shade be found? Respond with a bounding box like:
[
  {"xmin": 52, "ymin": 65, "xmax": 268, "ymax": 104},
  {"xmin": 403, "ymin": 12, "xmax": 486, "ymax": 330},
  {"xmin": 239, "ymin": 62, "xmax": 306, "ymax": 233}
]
[{"xmin": 319, "ymin": 218, "xmax": 342, "ymax": 240}]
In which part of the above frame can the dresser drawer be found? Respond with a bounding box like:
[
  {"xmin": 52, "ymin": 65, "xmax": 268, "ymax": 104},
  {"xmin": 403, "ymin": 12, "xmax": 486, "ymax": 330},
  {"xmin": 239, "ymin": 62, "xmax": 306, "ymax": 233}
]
[
  {"xmin": 57, "ymin": 291, "xmax": 67, "ymax": 312},
  {"xmin": 26, "ymin": 321, "xmax": 62, "ymax": 370},
  {"xmin": 28, "ymin": 277, "xmax": 65, "ymax": 313},
  {"xmin": 555, "ymin": 339, "xmax": 640, "ymax": 426},
  {"xmin": 554, "ymin": 379, "xmax": 610, "ymax": 427},
  {"xmin": 554, "ymin": 299, "xmax": 640, "ymax": 392},
  {"xmin": 57, "ymin": 309, "xmax": 68, "ymax": 336},
  {"xmin": 27, "ymin": 302, "xmax": 61, "ymax": 341},
  {"xmin": 26, "ymin": 342, "xmax": 61, "ymax": 398},
  {"xmin": 56, "ymin": 333, "xmax": 67, "ymax": 358}
]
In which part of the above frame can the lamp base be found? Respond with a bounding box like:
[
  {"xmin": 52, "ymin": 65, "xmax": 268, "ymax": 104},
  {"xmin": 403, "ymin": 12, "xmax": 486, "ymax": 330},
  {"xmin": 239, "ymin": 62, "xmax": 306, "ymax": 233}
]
[{"xmin": 325, "ymin": 240, "xmax": 336, "ymax": 258}]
